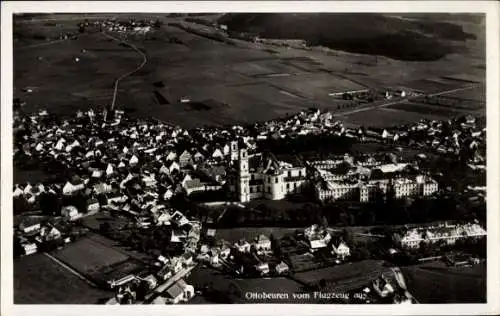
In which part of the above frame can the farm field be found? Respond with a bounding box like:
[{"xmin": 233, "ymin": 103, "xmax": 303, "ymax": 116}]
[
  {"xmin": 386, "ymin": 102, "xmax": 484, "ymax": 118},
  {"xmin": 14, "ymin": 253, "xmax": 111, "ymax": 304},
  {"xmin": 337, "ymin": 107, "xmax": 447, "ymax": 128},
  {"xmin": 292, "ymin": 260, "xmax": 391, "ymax": 290},
  {"xmin": 186, "ymin": 266, "xmax": 305, "ymax": 303},
  {"xmin": 14, "ymin": 14, "xmax": 486, "ymax": 129},
  {"xmin": 52, "ymin": 235, "xmax": 131, "ymax": 280},
  {"xmin": 264, "ymin": 72, "xmax": 366, "ymax": 101},
  {"xmin": 402, "ymin": 79, "xmax": 462, "ymax": 94},
  {"xmin": 442, "ymin": 84, "xmax": 486, "ymax": 102},
  {"xmin": 401, "ymin": 262, "xmax": 486, "ymax": 303}
]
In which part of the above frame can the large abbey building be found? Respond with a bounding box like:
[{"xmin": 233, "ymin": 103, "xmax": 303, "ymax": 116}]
[{"xmin": 229, "ymin": 148, "xmax": 307, "ymax": 203}]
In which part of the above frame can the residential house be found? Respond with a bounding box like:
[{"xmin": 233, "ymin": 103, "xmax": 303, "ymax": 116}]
[
  {"xmin": 254, "ymin": 234, "xmax": 272, "ymax": 254},
  {"xmin": 13, "ymin": 186, "xmax": 24, "ymax": 197},
  {"xmin": 22, "ymin": 242, "xmax": 38, "ymax": 255},
  {"xmin": 87, "ymin": 198, "xmax": 100, "ymax": 212},
  {"xmin": 332, "ymin": 241, "xmax": 351, "ymax": 260},
  {"xmin": 166, "ymin": 150, "xmax": 177, "ymax": 162},
  {"xmin": 171, "ymin": 229, "xmax": 187, "ymax": 243},
  {"xmin": 310, "ymin": 239, "xmax": 328, "ymax": 252},
  {"xmin": 184, "ymin": 178, "xmax": 206, "ymax": 196},
  {"xmin": 164, "ymin": 279, "xmax": 195, "ymax": 304},
  {"xmin": 178, "ymin": 150, "xmax": 192, "ymax": 167},
  {"xmin": 61, "ymin": 205, "xmax": 81, "ymax": 221},
  {"xmin": 220, "ymin": 244, "xmax": 231, "ymax": 260},
  {"xmin": 18, "ymin": 218, "xmax": 41, "ymax": 234},
  {"xmin": 129, "ymin": 155, "xmax": 139, "ymax": 166},
  {"xmin": 234, "ymin": 239, "xmax": 251, "ymax": 253},
  {"xmin": 255, "ymin": 262, "xmax": 270, "ymax": 276},
  {"xmin": 167, "ymin": 257, "xmax": 184, "ymax": 274},
  {"xmin": 93, "ymin": 182, "xmax": 112, "ymax": 195},
  {"xmin": 155, "ymin": 212, "xmax": 171, "ymax": 226},
  {"xmin": 171, "ymin": 210, "xmax": 189, "ymax": 227},
  {"xmin": 107, "ymin": 193, "xmax": 128, "ymax": 205},
  {"xmin": 275, "ymin": 261, "xmax": 289, "ymax": 275},
  {"xmin": 193, "ymin": 150, "xmax": 205, "ymax": 163},
  {"xmin": 163, "ymin": 188, "xmax": 174, "ymax": 200},
  {"xmin": 40, "ymin": 226, "xmax": 62, "ymax": 241},
  {"xmin": 106, "ymin": 163, "xmax": 114, "ymax": 176},
  {"xmin": 62, "ymin": 178, "xmax": 85, "ymax": 195},
  {"xmin": 212, "ymin": 148, "xmax": 224, "ymax": 160},
  {"xmin": 167, "ymin": 160, "xmax": 181, "ymax": 174}
]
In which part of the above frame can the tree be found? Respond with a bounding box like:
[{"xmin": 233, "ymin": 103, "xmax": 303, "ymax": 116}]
[
  {"xmin": 341, "ymin": 228, "xmax": 355, "ymax": 246},
  {"xmin": 99, "ymin": 222, "xmax": 111, "ymax": 235},
  {"xmin": 353, "ymin": 246, "xmax": 370, "ymax": 261},
  {"xmin": 39, "ymin": 193, "xmax": 61, "ymax": 216},
  {"xmin": 13, "ymin": 196, "xmax": 31, "ymax": 214},
  {"xmin": 319, "ymin": 279, "xmax": 327, "ymax": 288}
]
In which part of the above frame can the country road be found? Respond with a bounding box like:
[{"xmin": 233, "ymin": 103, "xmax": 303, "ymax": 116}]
[
  {"xmin": 335, "ymin": 83, "xmax": 480, "ymax": 117},
  {"xmin": 101, "ymin": 32, "xmax": 148, "ymax": 111}
]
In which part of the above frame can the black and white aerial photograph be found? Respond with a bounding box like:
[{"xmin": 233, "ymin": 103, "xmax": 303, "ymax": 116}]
[{"xmin": 4, "ymin": 2, "xmax": 497, "ymax": 310}]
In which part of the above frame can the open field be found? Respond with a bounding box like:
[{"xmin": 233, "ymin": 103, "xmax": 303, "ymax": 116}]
[
  {"xmin": 402, "ymin": 79, "xmax": 464, "ymax": 94},
  {"xmin": 386, "ymin": 101, "xmax": 484, "ymax": 118},
  {"xmin": 52, "ymin": 235, "xmax": 131, "ymax": 279},
  {"xmin": 14, "ymin": 253, "xmax": 111, "ymax": 304},
  {"xmin": 401, "ymin": 262, "xmax": 486, "ymax": 303},
  {"xmin": 292, "ymin": 260, "xmax": 393, "ymax": 294},
  {"xmin": 186, "ymin": 266, "xmax": 305, "ymax": 303},
  {"xmin": 337, "ymin": 107, "xmax": 447, "ymax": 128},
  {"xmin": 442, "ymin": 84, "xmax": 486, "ymax": 102},
  {"xmin": 14, "ymin": 13, "xmax": 485, "ymax": 128}
]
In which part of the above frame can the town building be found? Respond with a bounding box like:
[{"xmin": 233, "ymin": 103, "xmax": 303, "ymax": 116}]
[
  {"xmin": 230, "ymin": 149, "xmax": 307, "ymax": 202},
  {"xmin": 395, "ymin": 222, "xmax": 487, "ymax": 249}
]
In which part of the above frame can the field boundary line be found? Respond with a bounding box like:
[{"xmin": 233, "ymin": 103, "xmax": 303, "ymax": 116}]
[
  {"xmin": 336, "ymin": 83, "xmax": 481, "ymax": 117},
  {"xmin": 86, "ymin": 232, "xmax": 149, "ymax": 265},
  {"xmin": 44, "ymin": 252, "xmax": 100, "ymax": 288}
]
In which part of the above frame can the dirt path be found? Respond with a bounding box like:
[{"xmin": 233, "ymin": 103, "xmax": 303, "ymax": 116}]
[
  {"xmin": 336, "ymin": 83, "xmax": 480, "ymax": 117},
  {"xmin": 101, "ymin": 32, "xmax": 148, "ymax": 111}
]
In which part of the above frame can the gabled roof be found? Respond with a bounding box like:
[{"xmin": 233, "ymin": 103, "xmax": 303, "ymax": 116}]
[{"xmin": 165, "ymin": 281, "xmax": 184, "ymax": 299}]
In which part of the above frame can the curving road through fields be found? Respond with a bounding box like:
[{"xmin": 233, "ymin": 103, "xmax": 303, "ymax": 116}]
[{"xmin": 101, "ymin": 32, "xmax": 148, "ymax": 111}]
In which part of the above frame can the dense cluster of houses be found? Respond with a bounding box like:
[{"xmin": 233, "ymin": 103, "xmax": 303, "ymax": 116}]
[
  {"xmin": 14, "ymin": 216, "xmax": 87, "ymax": 257},
  {"xmin": 13, "ymin": 104, "xmax": 485, "ymax": 304},
  {"xmin": 194, "ymin": 224, "xmax": 352, "ymax": 278},
  {"xmin": 196, "ymin": 233, "xmax": 288, "ymax": 277},
  {"xmin": 79, "ymin": 18, "xmax": 160, "ymax": 35},
  {"xmin": 303, "ymin": 224, "xmax": 351, "ymax": 259},
  {"xmin": 394, "ymin": 221, "xmax": 487, "ymax": 249},
  {"xmin": 107, "ymin": 219, "xmax": 200, "ymax": 304}
]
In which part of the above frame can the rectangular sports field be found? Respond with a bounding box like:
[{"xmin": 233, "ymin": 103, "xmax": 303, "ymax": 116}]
[
  {"xmin": 52, "ymin": 235, "xmax": 130, "ymax": 279},
  {"xmin": 14, "ymin": 253, "xmax": 111, "ymax": 304}
]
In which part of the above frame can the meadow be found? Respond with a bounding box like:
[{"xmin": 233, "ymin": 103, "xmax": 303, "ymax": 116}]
[
  {"xmin": 14, "ymin": 253, "xmax": 111, "ymax": 304},
  {"xmin": 14, "ymin": 13, "xmax": 485, "ymax": 129}
]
